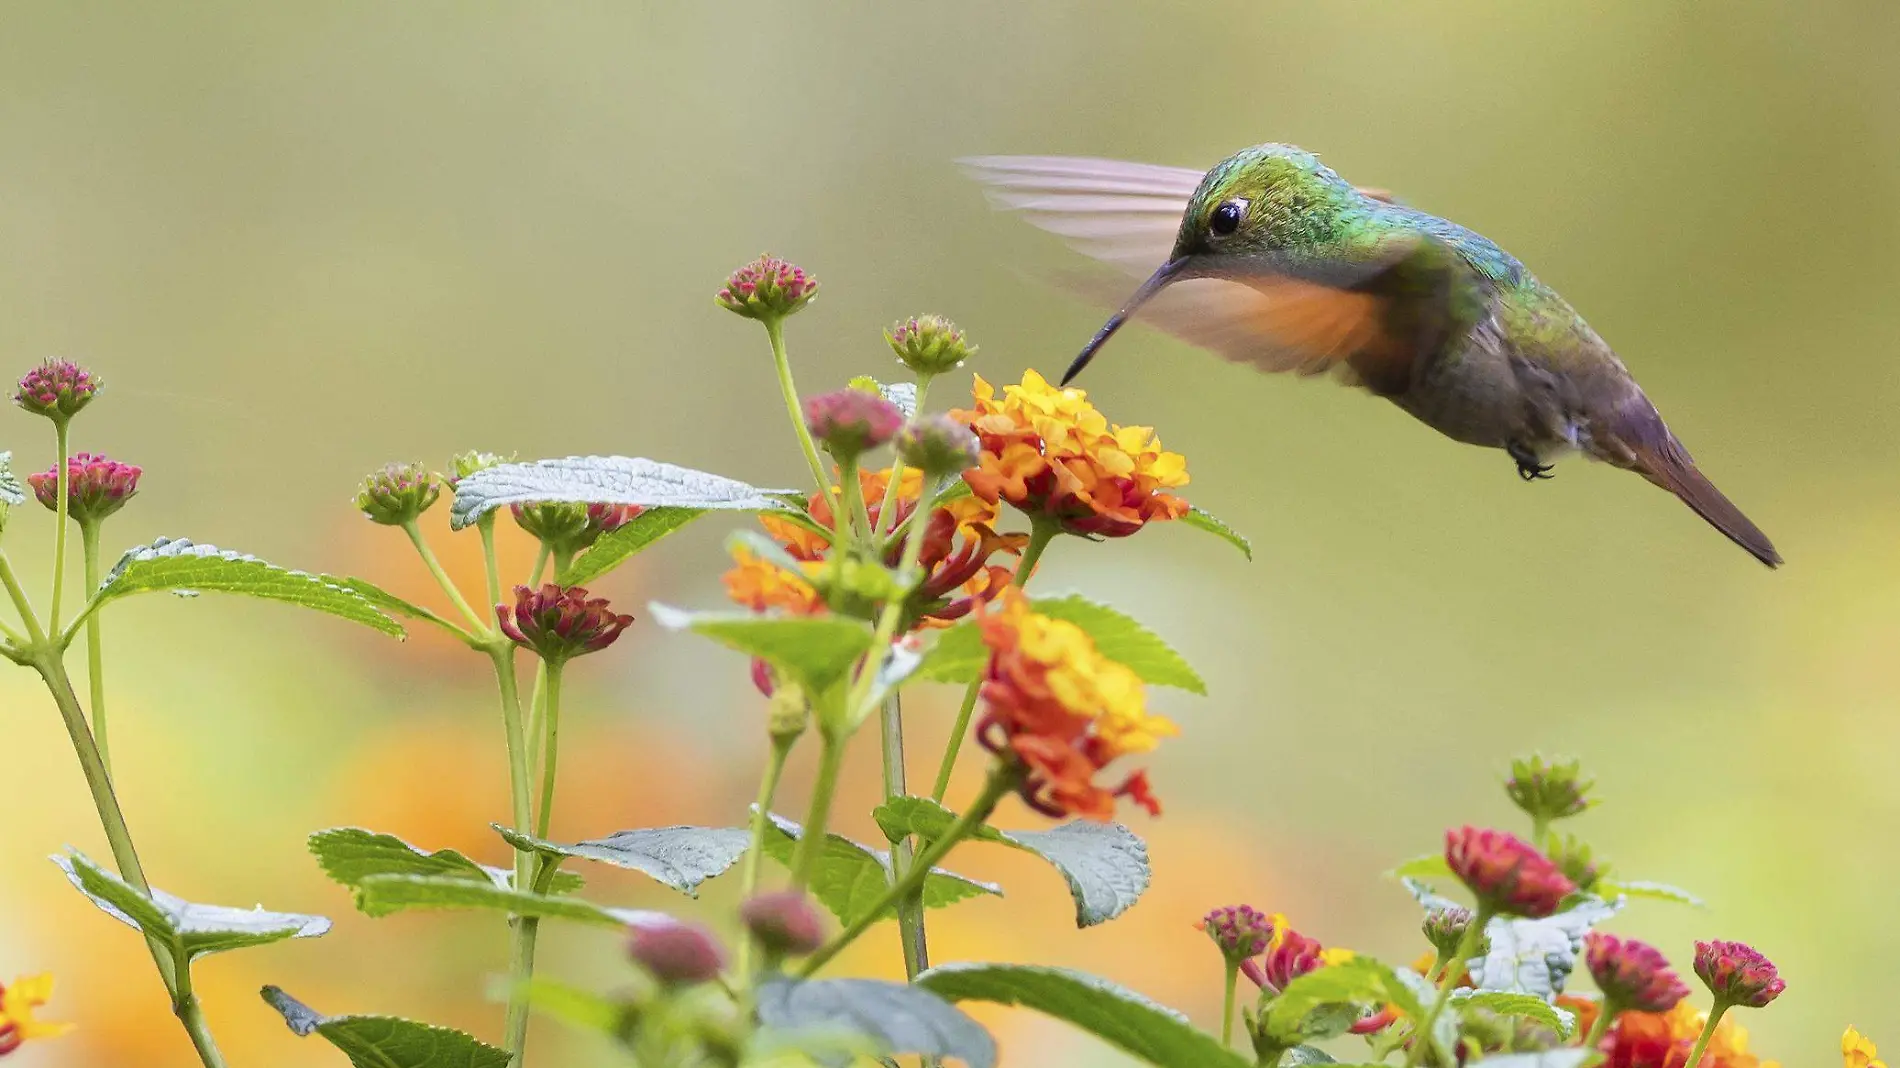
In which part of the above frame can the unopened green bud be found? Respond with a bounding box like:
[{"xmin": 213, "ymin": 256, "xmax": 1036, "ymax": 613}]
[
  {"xmin": 446, "ymin": 449, "xmax": 514, "ymax": 487},
  {"xmin": 895, "ymin": 414, "xmax": 981, "ymax": 477},
  {"xmin": 354, "ymin": 462, "xmax": 440, "ymax": 526},
  {"xmin": 1505, "ymin": 753, "xmax": 1595, "ymax": 824},
  {"xmin": 886, "ymin": 315, "xmax": 975, "ymax": 376},
  {"xmin": 767, "ymin": 680, "xmax": 809, "ymax": 744},
  {"xmin": 1545, "ymin": 832, "xmax": 1608, "ymax": 893}
]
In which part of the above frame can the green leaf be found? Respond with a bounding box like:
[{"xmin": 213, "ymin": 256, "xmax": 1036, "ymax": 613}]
[
  {"xmin": 651, "ymin": 603, "xmax": 873, "ymax": 692},
  {"xmin": 55, "ymin": 851, "xmax": 330, "ymax": 961},
  {"xmin": 86, "ymin": 538, "xmax": 405, "ymax": 637},
  {"xmin": 1600, "ymin": 878, "xmax": 1705, "ymax": 908},
  {"xmin": 1267, "ymin": 958, "xmax": 1434, "ymax": 1053},
  {"xmin": 759, "ymin": 812, "xmax": 999, "ymax": 926},
  {"xmin": 328, "ymin": 578, "xmax": 464, "ymax": 638},
  {"xmin": 261, "ymin": 986, "xmax": 509, "ymax": 1068},
  {"xmin": 564, "ymin": 507, "xmax": 708, "ymax": 586},
  {"xmin": 876, "ymin": 797, "xmax": 1150, "ymax": 928},
  {"xmin": 1467, "ymin": 1052, "xmax": 1596, "ymax": 1068},
  {"xmin": 915, "ymin": 593, "xmax": 1204, "ymax": 694},
  {"xmin": 353, "ymin": 874, "xmax": 661, "ymax": 928},
  {"xmin": 1179, "ymin": 506, "xmax": 1251, "ymax": 561},
  {"xmin": 917, "ymin": 963, "xmax": 1251, "ymax": 1068},
  {"xmin": 757, "ymin": 976, "xmax": 996, "ymax": 1068},
  {"xmin": 0, "ymin": 452, "xmax": 24, "ymax": 507},
  {"xmin": 514, "ymin": 977, "xmax": 630, "ymax": 1039},
  {"xmin": 493, "ymin": 824, "xmax": 748, "ymax": 898},
  {"xmin": 308, "ymin": 828, "xmax": 581, "ymax": 908},
  {"xmin": 1388, "ymin": 854, "xmax": 1453, "ymax": 880},
  {"xmin": 447, "ymin": 454, "xmax": 796, "ymax": 530},
  {"xmin": 1453, "ymin": 990, "xmax": 1575, "ymax": 1039},
  {"xmin": 879, "ymin": 381, "xmax": 919, "ymax": 418}
]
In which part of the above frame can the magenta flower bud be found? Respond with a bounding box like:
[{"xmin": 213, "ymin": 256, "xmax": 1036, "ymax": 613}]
[
  {"xmin": 1199, "ymin": 905, "xmax": 1274, "ymax": 964},
  {"xmin": 628, "ymin": 919, "xmax": 727, "ymax": 987},
  {"xmin": 715, "ymin": 254, "xmax": 817, "ymax": 321},
  {"xmin": 496, "ymin": 583, "xmax": 632, "ymax": 662},
  {"xmin": 1694, "ymin": 940, "xmax": 1786, "ymax": 1008},
  {"xmin": 1445, "ymin": 825, "xmax": 1577, "ymax": 919},
  {"xmin": 805, "ymin": 388, "xmax": 903, "ymax": 460},
  {"xmin": 354, "ymin": 462, "xmax": 440, "ymax": 526},
  {"xmin": 740, "ymin": 892, "xmax": 826, "ymax": 958},
  {"xmin": 14, "ymin": 360, "xmax": 101, "ymax": 421},
  {"xmin": 27, "ymin": 454, "xmax": 141, "ymax": 523},
  {"xmin": 886, "ymin": 315, "xmax": 976, "ymax": 376},
  {"xmin": 895, "ymin": 414, "xmax": 981, "ymax": 477},
  {"xmin": 1585, "ymin": 932, "xmax": 1691, "ymax": 1014}
]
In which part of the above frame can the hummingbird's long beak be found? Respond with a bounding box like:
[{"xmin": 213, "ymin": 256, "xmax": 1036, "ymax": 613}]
[{"xmin": 1059, "ymin": 256, "xmax": 1188, "ymax": 386}]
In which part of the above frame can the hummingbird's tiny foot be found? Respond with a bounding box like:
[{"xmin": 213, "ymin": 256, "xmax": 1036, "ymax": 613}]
[{"xmin": 1507, "ymin": 442, "xmax": 1555, "ymax": 482}]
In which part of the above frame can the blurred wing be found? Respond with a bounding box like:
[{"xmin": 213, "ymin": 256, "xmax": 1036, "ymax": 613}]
[
  {"xmin": 958, "ymin": 155, "xmax": 1200, "ymax": 278},
  {"xmin": 963, "ymin": 155, "xmax": 1479, "ymax": 395}
]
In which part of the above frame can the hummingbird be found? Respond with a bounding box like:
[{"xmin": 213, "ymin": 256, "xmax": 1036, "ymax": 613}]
[{"xmin": 960, "ymin": 146, "xmax": 1781, "ymax": 567}]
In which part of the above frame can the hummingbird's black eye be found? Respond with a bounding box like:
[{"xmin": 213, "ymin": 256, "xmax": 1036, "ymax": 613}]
[{"xmin": 1209, "ymin": 198, "xmax": 1247, "ymax": 238}]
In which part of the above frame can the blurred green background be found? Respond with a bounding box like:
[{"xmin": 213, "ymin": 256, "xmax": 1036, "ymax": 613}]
[{"xmin": 2, "ymin": 3, "xmax": 1896, "ymax": 1065}]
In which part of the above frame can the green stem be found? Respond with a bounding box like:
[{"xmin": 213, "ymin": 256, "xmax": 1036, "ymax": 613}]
[
  {"xmin": 528, "ymin": 544, "xmax": 551, "ymax": 588},
  {"xmin": 0, "ymin": 551, "xmax": 46, "ymax": 646},
  {"xmin": 874, "ymin": 376, "xmax": 933, "ymax": 535},
  {"xmin": 1220, "ymin": 960, "xmax": 1240, "ymax": 1047},
  {"xmin": 1682, "ymin": 1002, "xmax": 1729, "ymax": 1068},
  {"xmin": 169, "ymin": 955, "xmax": 229, "ymax": 1068},
  {"xmin": 48, "ymin": 420, "xmax": 70, "ymax": 631},
  {"xmin": 1403, "ymin": 906, "xmax": 1490, "ymax": 1068},
  {"xmin": 838, "ymin": 457, "xmax": 874, "ymax": 543},
  {"xmin": 403, "ymin": 520, "xmax": 486, "ymax": 632},
  {"xmin": 534, "ymin": 662, "xmax": 565, "ymax": 838},
  {"xmin": 479, "ymin": 514, "xmax": 504, "ymax": 617},
  {"xmin": 80, "ymin": 519, "xmax": 110, "ymax": 776},
  {"xmin": 734, "ymin": 735, "xmax": 796, "ymax": 982},
  {"xmin": 1530, "ymin": 815, "xmax": 1549, "ymax": 849},
  {"xmin": 928, "ymin": 518, "xmax": 1056, "ymax": 801},
  {"xmin": 799, "ymin": 765, "xmax": 1015, "ymax": 977},
  {"xmin": 489, "ymin": 647, "xmax": 539, "ymax": 1063},
  {"xmin": 766, "ymin": 316, "xmax": 839, "ymax": 518},
  {"xmin": 525, "ymin": 548, "xmax": 574, "ymax": 774},
  {"xmin": 1579, "ymin": 998, "xmax": 1618, "ymax": 1049},
  {"xmin": 789, "ymin": 731, "xmax": 848, "ymax": 891},
  {"xmin": 882, "ymin": 692, "xmax": 927, "ymax": 979}
]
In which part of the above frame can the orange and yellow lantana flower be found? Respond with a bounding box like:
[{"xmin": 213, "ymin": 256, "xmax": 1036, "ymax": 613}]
[
  {"xmin": 955, "ymin": 370, "xmax": 1189, "ymax": 538},
  {"xmin": 1846, "ymin": 1029, "xmax": 1885, "ymax": 1068},
  {"xmin": 1560, "ymin": 997, "xmax": 1779, "ymax": 1068},
  {"xmin": 975, "ymin": 587, "xmax": 1176, "ymax": 818},
  {"xmin": 0, "ymin": 973, "xmax": 73, "ymax": 1056}
]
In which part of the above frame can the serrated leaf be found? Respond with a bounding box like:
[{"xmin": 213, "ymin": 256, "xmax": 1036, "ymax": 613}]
[
  {"xmin": 757, "ymin": 976, "xmax": 995, "ymax": 1068},
  {"xmin": 564, "ymin": 507, "xmax": 707, "ymax": 586},
  {"xmin": 494, "ymin": 824, "xmax": 748, "ymax": 898},
  {"xmin": 1600, "ymin": 878, "xmax": 1705, "ymax": 908},
  {"xmin": 876, "ymin": 797, "xmax": 1149, "ymax": 928},
  {"xmin": 915, "ymin": 594, "xmax": 1204, "ymax": 694},
  {"xmin": 354, "ymin": 874, "xmax": 663, "ymax": 928},
  {"xmin": 1389, "ymin": 854, "xmax": 1454, "ymax": 880},
  {"xmin": 448, "ymin": 455, "xmax": 795, "ymax": 529},
  {"xmin": 308, "ymin": 828, "xmax": 580, "ymax": 909},
  {"xmin": 85, "ymin": 538, "xmax": 404, "ymax": 636},
  {"xmin": 918, "ymin": 963, "xmax": 1249, "ymax": 1068},
  {"xmin": 760, "ymin": 812, "xmax": 998, "ymax": 926},
  {"xmin": 329, "ymin": 578, "xmax": 463, "ymax": 636},
  {"xmin": 1453, "ymin": 990, "xmax": 1575, "ymax": 1039},
  {"xmin": 1469, "ymin": 898, "xmax": 1620, "ymax": 997},
  {"xmin": 0, "ymin": 452, "xmax": 23, "ymax": 506},
  {"xmin": 261, "ymin": 986, "xmax": 510, "ymax": 1068},
  {"xmin": 1267, "ymin": 958, "xmax": 1436, "ymax": 1055},
  {"xmin": 651, "ymin": 603, "xmax": 874, "ymax": 692},
  {"xmin": 1467, "ymin": 1051, "xmax": 1596, "ymax": 1068},
  {"xmin": 55, "ymin": 851, "xmax": 330, "ymax": 961},
  {"xmin": 1180, "ymin": 506, "xmax": 1251, "ymax": 561}
]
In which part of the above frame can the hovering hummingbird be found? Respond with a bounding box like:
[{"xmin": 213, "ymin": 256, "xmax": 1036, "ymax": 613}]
[{"xmin": 960, "ymin": 146, "xmax": 1781, "ymax": 567}]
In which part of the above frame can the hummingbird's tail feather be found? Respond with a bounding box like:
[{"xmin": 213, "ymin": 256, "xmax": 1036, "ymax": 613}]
[{"xmin": 1628, "ymin": 442, "xmax": 1782, "ymax": 568}]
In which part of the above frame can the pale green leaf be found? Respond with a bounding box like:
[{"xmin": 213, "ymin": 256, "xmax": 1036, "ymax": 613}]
[
  {"xmin": 262, "ymin": 986, "xmax": 509, "ymax": 1068},
  {"xmin": 308, "ymin": 827, "xmax": 581, "ymax": 908},
  {"xmin": 329, "ymin": 578, "xmax": 464, "ymax": 638},
  {"xmin": 1180, "ymin": 506, "xmax": 1251, "ymax": 560},
  {"xmin": 918, "ymin": 963, "xmax": 1250, "ymax": 1068},
  {"xmin": 494, "ymin": 824, "xmax": 748, "ymax": 898},
  {"xmin": 651, "ymin": 603, "xmax": 873, "ymax": 691},
  {"xmin": 86, "ymin": 538, "xmax": 404, "ymax": 636},
  {"xmin": 0, "ymin": 452, "xmax": 23, "ymax": 506},
  {"xmin": 879, "ymin": 382, "xmax": 918, "ymax": 418},
  {"xmin": 757, "ymin": 976, "xmax": 996, "ymax": 1068},
  {"xmin": 353, "ymin": 874, "xmax": 661, "ymax": 928},
  {"xmin": 1453, "ymin": 990, "xmax": 1576, "ymax": 1039},
  {"xmin": 448, "ymin": 454, "xmax": 795, "ymax": 529},
  {"xmin": 760, "ymin": 812, "xmax": 998, "ymax": 926},
  {"xmin": 1600, "ymin": 878, "xmax": 1705, "ymax": 908},
  {"xmin": 1469, "ymin": 898, "xmax": 1619, "ymax": 997},
  {"xmin": 1267, "ymin": 958, "xmax": 1436, "ymax": 1055},
  {"xmin": 564, "ymin": 507, "xmax": 708, "ymax": 585},
  {"xmin": 55, "ymin": 851, "xmax": 330, "ymax": 961},
  {"xmin": 1388, "ymin": 854, "xmax": 1454, "ymax": 880},
  {"xmin": 915, "ymin": 594, "xmax": 1204, "ymax": 694}
]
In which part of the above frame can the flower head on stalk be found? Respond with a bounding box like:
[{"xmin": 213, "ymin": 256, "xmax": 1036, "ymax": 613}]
[
  {"xmin": 27, "ymin": 454, "xmax": 140, "ymax": 523},
  {"xmin": 1219, "ymin": 912, "xmax": 1392, "ymax": 1035},
  {"xmin": 1693, "ymin": 940, "xmax": 1785, "ymax": 1009},
  {"xmin": 805, "ymin": 387, "xmax": 903, "ymax": 461},
  {"xmin": 715, "ymin": 255, "xmax": 817, "ymax": 322},
  {"xmin": 886, "ymin": 315, "xmax": 976, "ymax": 376},
  {"xmin": 354, "ymin": 462, "xmax": 441, "ymax": 526},
  {"xmin": 1586, "ymin": 932, "xmax": 1691, "ymax": 1014},
  {"xmin": 511, "ymin": 501, "xmax": 644, "ymax": 554},
  {"xmin": 13, "ymin": 360, "xmax": 100, "ymax": 422},
  {"xmin": 974, "ymin": 588, "xmax": 1175, "ymax": 819},
  {"xmin": 1444, "ymin": 825, "xmax": 1576, "ymax": 919},
  {"xmin": 0, "ymin": 973, "xmax": 72, "ymax": 1056},
  {"xmin": 497, "ymin": 584, "xmax": 632, "ymax": 663},
  {"xmin": 740, "ymin": 892, "xmax": 826, "ymax": 959},
  {"xmin": 1561, "ymin": 997, "xmax": 1780, "ymax": 1068},
  {"xmin": 954, "ymin": 370, "xmax": 1188, "ymax": 538},
  {"xmin": 627, "ymin": 920, "xmax": 727, "ymax": 988},
  {"xmin": 1506, "ymin": 753, "xmax": 1597, "ymax": 824}
]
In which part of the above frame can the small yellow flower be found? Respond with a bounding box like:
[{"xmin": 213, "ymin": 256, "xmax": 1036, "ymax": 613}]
[
  {"xmin": 0, "ymin": 973, "xmax": 74, "ymax": 1054},
  {"xmin": 1846, "ymin": 1028, "xmax": 1886, "ymax": 1068}
]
